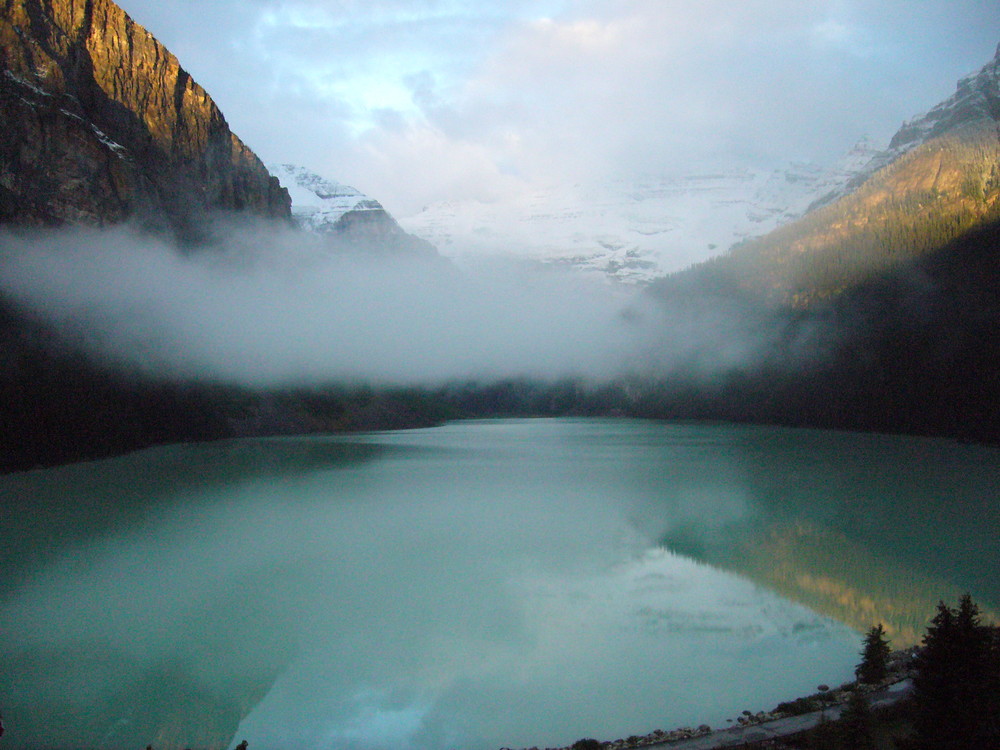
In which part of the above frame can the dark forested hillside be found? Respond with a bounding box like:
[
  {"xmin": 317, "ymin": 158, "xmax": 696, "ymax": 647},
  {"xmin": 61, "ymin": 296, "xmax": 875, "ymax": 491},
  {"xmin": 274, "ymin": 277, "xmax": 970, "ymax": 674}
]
[
  {"xmin": 636, "ymin": 217, "xmax": 1000, "ymax": 442},
  {"xmin": 633, "ymin": 46, "xmax": 1000, "ymax": 442},
  {"xmin": 0, "ymin": 295, "xmax": 453, "ymax": 472}
]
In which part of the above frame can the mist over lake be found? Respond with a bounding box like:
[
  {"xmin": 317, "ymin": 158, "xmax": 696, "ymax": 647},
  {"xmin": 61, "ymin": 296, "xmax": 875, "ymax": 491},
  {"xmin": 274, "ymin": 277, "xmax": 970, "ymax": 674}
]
[
  {"xmin": 2, "ymin": 419, "xmax": 997, "ymax": 750},
  {"xmin": 3, "ymin": 1, "xmax": 1000, "ymax": 748}
]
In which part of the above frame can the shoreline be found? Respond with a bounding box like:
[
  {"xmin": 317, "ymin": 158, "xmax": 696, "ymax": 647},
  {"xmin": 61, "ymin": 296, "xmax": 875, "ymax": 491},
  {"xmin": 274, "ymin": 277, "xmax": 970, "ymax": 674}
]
[{"xmin": 503, "ymin": 648, "xmax": 918, "ymax": 750}]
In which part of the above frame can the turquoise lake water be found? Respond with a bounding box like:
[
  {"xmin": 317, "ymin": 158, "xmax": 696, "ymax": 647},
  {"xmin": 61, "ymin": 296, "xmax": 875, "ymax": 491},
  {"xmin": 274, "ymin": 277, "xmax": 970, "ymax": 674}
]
[{"xmin": 2, "ymin": 418, "xmax": 997, "ymax": 750}]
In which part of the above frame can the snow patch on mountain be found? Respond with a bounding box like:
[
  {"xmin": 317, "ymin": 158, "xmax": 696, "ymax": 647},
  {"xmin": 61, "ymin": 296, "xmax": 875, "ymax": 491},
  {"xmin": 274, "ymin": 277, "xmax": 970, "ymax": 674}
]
[
  {"xmin": 268, "ymin": 163, "xmax": 384, "ymax": 233},
  {"xmin": 891, "ymin": 42, "xmax": 1000, "ymax": 154},
  {"xmin": 400, "ymin": 142, "xmax": 880, "ymax": 282},
  {"xmin": 815, "ymin": 43, "xmax": 1000, "ymax": 210}
]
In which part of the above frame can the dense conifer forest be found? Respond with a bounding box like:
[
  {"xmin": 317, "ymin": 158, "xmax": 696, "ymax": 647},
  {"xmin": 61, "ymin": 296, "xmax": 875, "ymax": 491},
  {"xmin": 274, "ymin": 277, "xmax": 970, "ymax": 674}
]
[{"xmin": 674, "ymin": 130, "xmax": 1000, "ymax": 308}]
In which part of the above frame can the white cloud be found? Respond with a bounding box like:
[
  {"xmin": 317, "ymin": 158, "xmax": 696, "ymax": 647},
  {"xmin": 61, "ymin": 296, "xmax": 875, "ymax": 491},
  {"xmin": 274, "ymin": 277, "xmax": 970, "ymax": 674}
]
[
  {"xmin": 0, "ymin": 226, "xmax": 683, "ymax": 385},
  {"xmin": 119, "ymin": 0, "xmax": 1000, "ymax": 219}
]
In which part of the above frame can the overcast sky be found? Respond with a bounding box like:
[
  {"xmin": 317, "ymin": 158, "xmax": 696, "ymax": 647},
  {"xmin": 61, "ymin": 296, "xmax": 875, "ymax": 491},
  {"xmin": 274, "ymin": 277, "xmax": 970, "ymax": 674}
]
[{"xmin": 119, "ymin": 0, "xmax": 1000, "ymax": 217}]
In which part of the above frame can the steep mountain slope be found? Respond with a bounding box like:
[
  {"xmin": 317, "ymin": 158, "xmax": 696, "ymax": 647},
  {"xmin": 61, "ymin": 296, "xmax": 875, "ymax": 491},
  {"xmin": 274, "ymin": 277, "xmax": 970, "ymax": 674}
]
[
  {"xmin": 635, "ymin": 216, "xmax": 1000, "ymax": 442},
  {"xmin": 677, "ymin": 44, "xmax": 1000, "ymax": 308},
  {"xmin": 0, "ymin": 0, "xmax": 289, "ymax": 238},
  {"xmin": 269, "ymin": 163, "xmax": 435, "ymax": 255},
  {"xmin": 400, "ymin": 141, "xmax": 879, "ymax": 282},
  {"xmin": 636, "ymin": 44, "xmax": 1000, "ymax": 443},
  {"xmin": 0, "ymin": 1, "xmax": 444, "ymax": 473},
  {"xmin": 817, "ymin": 41, "xmax": 1000, "ymax": 206}
]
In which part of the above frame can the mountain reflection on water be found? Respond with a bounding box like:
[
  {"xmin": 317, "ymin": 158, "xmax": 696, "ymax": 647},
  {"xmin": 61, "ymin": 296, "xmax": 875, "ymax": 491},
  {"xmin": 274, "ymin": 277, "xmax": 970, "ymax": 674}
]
[
  {"xmin": 653, "ymin": 425, "xmax": 1000, "ymax": 644},
  {"xmin": 1, "ymin": 419, "xmax": 996, "ymax": 750}
]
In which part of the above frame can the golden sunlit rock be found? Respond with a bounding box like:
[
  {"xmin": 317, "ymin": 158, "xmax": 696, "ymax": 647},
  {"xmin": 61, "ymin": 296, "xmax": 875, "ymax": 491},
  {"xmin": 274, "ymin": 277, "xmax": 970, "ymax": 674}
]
[{"xmin": 0, "ymin": 0, "xmax": 290, "ymax": 236}]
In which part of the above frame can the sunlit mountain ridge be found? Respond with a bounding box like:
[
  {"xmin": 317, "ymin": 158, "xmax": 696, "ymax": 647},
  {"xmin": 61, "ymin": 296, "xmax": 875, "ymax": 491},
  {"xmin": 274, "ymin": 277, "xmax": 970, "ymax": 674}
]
[
  {"xmin": 667, "ymin": 43, "xmax": 1000, "ymax": 307},
  {"xmin": 0, "ymin": 0, "xmax": 289, "ymax": 238}
]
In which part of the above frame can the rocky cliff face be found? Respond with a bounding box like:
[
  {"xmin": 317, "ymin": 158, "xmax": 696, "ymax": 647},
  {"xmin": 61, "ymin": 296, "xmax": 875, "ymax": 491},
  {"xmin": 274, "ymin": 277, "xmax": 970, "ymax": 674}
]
[{"xmin": 0, "ymin": 0, "xmax": 290, "ymax": 238}]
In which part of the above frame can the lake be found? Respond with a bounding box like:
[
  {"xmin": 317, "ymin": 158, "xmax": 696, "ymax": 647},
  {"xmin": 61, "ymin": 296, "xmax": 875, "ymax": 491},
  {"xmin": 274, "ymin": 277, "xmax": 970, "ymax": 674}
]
[{"xmin": 2, "ymin": 418, "xmax": 998, "ymax": 750}]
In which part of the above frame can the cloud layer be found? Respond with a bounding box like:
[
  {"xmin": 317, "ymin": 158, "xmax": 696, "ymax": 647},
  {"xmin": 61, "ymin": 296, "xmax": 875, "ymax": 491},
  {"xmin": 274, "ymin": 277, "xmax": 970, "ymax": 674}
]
[
  {"xmin": 121, "ymin": 0, "xmax": 1000, "ymax": 217},
  {"xmin": 0, "ymin": 225, "xmax": 695, "ymax": 386}
]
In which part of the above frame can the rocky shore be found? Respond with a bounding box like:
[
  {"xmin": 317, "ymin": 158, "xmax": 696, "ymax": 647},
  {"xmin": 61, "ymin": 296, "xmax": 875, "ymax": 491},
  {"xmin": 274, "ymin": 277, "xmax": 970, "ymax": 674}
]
[{"xmin": 503, "ymin": 648, "xmax": 919, "ymax": 750}]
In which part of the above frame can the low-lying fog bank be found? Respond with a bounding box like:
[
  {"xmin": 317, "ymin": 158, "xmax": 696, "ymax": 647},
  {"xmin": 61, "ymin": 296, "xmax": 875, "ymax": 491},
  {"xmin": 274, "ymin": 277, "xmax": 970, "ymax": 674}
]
[{"xmin": 0, "ymin": 222, "xmax": 791, "ymax": 388}]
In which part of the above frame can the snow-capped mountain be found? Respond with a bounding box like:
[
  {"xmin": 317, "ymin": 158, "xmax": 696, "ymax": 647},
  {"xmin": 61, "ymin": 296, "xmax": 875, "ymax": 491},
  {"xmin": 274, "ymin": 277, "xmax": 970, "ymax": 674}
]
[
  {"xmin": 268, "ymin": 163, "xmax": 387, "ymax": 233},
  {"xmin": 268, "ymin": 163, "xmax": 436, "ymax": 255},
  {"xmin": 890, "ymin": 42, "xmax": 1000, "ymax": 155},
  {"xmin": 399, "ymin": 141, "xmax": 880, "ymax": 283},
  {"xmin": 814, "ymin": 43, "xmax": 1000, "ymax": 210}
]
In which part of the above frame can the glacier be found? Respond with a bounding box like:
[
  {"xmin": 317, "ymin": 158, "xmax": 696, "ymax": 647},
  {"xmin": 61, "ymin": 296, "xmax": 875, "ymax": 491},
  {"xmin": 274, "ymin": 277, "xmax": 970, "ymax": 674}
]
[{"xmin": 397, "ymin": 140, "xmax": 881, "ymax": 283}]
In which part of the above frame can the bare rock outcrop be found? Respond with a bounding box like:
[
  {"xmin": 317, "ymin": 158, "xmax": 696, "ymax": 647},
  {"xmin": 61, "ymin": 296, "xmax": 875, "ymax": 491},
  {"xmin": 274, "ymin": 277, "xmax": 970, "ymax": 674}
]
[{"xmin": 0, "ymin": 0, "xmax": 290, "ymax": 238}]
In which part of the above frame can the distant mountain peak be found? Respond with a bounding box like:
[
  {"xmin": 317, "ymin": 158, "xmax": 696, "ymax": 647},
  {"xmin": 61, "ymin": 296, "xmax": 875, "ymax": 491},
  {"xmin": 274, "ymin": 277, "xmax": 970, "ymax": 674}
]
[
  {"xmin": 268, "ymin": 164, "xmax": 384, "ymax": 233},
  {"xmin": 269, "ymin": 163, "xmax": 436, "ymax": 255},
  {"xmin": 400, "ymin": 159, "xmax": 870, "ymax": 282},
  {"xmin": 888, "ymin": 42, "xmax": 1000, "ymax": 154}
]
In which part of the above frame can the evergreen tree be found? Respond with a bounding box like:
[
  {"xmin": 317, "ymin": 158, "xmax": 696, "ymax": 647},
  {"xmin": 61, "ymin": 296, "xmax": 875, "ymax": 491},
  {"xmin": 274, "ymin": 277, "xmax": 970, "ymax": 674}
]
[
  {"xmin": 855, "ymin": 624, "xmax": 891, "ymax": 685},
  {"xmin": 910, "ymin": 595, "xmax": 1000, "ymax": 749},
  {"xmin": 839, "ymin": 689, "xmax": 876, "ymax": 750},
  {"xmin": 909, "ymin": 600, "xmax": 957, "ymax": 749}
]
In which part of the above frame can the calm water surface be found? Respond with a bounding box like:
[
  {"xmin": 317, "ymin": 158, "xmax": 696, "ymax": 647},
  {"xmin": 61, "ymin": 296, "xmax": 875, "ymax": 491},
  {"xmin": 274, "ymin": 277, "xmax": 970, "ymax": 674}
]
[{"xmin": 2, "ymin": 419, "xmax": 998, "ymax": 750}]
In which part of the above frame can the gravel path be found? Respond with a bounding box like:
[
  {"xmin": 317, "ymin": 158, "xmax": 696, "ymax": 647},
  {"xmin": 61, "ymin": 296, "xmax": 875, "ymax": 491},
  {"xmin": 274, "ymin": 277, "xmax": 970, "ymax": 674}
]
[{"xmin": 645, "ymin": 680, "xmax": 913, "ymax": 749}]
